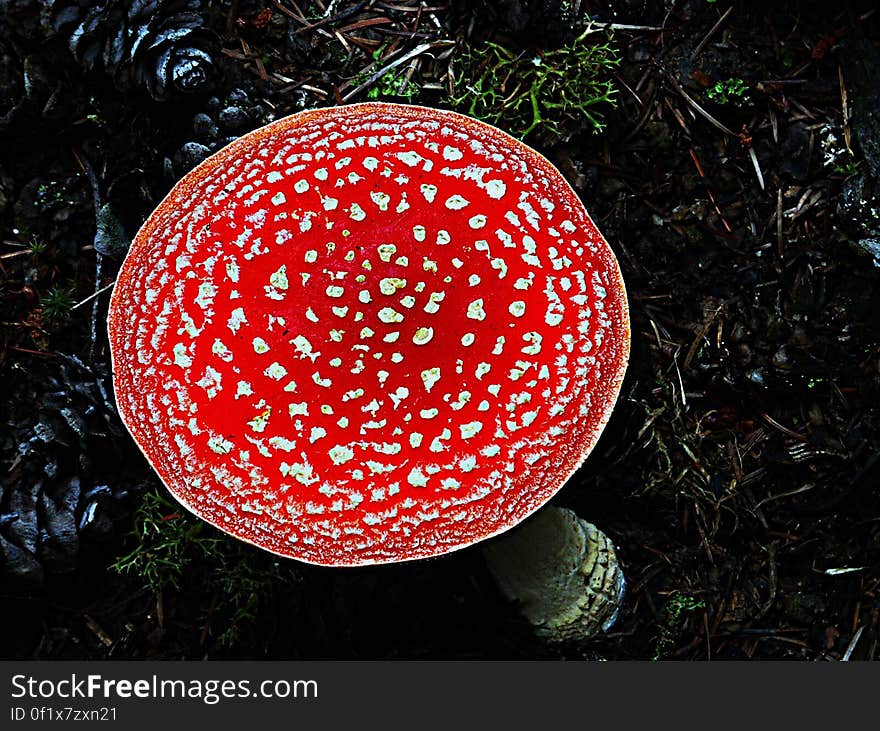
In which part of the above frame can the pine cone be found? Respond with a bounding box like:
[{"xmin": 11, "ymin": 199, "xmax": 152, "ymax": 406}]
[
  {"xmin": 169, "ymin": 86, "xmax": 269, "ymax": 177},
  {"xmin": 11, "ymin": 0, "xmax": 221, "ymax": 100},
  {"xmin": 1, "ymin": 355, "xmax": 144, "ymax": 586}
]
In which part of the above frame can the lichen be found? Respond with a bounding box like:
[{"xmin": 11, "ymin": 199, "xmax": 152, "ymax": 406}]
[{"xmin": 448, "ymin": 29, "xmax": 620, "ymax": 143}]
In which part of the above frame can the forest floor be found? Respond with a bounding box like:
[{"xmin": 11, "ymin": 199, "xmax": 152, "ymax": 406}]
[{"xmin": 2, "ymin": 0, "xmax": 879, "ymax": 660}]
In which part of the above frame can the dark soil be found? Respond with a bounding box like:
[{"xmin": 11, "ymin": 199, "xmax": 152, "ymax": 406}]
[{"xmin": 2, "ymin": 0, "xmax": 879, "ymax": 660}]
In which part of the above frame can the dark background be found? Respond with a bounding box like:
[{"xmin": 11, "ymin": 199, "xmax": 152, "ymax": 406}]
[{"xmin": 1, "ymin": 0, "xmax": 879, "ymax": 660}]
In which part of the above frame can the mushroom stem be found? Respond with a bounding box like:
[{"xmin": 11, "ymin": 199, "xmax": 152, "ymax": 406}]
[{"xmin": 482, "ymin": 506, "xmax": 625, "ymax": 643}]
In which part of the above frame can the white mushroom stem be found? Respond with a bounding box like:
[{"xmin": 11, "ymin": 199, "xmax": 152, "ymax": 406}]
[{"xmin": 482, "ymin": 506, "xmax": 625, "ymax": 643}]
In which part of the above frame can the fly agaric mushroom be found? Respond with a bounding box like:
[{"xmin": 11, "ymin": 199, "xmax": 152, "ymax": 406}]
[{"xmin": 108, "ymin": 103, "xmax": 629, "ymax": 571}]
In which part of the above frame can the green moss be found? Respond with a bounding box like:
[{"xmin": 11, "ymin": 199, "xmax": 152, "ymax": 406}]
[
  {"xmin": 40, "ymin": 284, "xmax": 75, "ymax": 321},
  {"xmin": 706, "ymin": 78, "xmax": 750, "ymax": 107},
  {"xmin": 355, "ymin": 42, "xmax": 423, "ymax": 103},
  {"xmin": 652, "ymin": 592, "xmax": 707, "ymax": 659},
  {"xmin": 27, "ymin": 237, "xmax": 47, "ymax": 256},
  {"xmin": 448, "ymin": 29, "xmax": 620, "ymax": 143},
  {"xmin": 111, "ymin": 491, "xmax": 211, "ymax": 592},
  {"xmin": 111, "ymin": 490, "xmax": 284, "ymax": 647},
  {"xmin": 366, "ymin": 69, "xmax": 421, "ymax": 102}
]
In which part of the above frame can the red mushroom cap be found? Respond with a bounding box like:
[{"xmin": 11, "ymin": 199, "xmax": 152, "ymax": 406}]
[{"xmin": 108, "ymin": 103, "xmax": 629, "ymax": 566}]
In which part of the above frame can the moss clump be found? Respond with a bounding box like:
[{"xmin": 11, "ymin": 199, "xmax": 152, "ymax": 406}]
[
  {"xmin": 40, "ymin": 284, "xmax": 75, "ymax": 321},
  {"xmin": 652, "ymin": 592, "xmax": 707, "ymax": 659},
  {"xmin": 111, "ymin": 490, "xmax": 285, "ymax": 647},
  {"xmin": 705, "ymin": 77, "xmax": 750, "ymax": 107},
  {"xmin": 111, "ymin": 491, "xmax": 213, "ymax": 592},
  {"xmin": 355, "ymin": 42, "xmax": 423, "ymax": 103},
  {"xmin": 449, "ymin": 28, "xmax": 619, "ymax": 143},
  {"xmin": 366, "ymin": 69, "xmax": 421, "ymax": 102}
]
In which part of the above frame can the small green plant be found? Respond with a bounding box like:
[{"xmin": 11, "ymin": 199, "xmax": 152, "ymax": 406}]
[
  {"xmin": 112, "ymin": 490, "xmax": 282, "ymax": 646},
  {"xmin": 208, "ymin": 551, "xmax": 277, "ymax": 647},
  {"xmin": 706, "ymin": 77, "xmax": 750, "ymax": 106},
  {"xmin": 652, "ymin": 592, "xmax": 707, "ymax": 660},
  {"xmin": 112, "ymin": 491, "xmax": 218, "ymax": 592},
  {"xmin": 449, "ymin": 28, "xmax": 620, "ymax": 143},
  {"xmin": 40, "ymin": 284, "xmax": 75, "ymax": 321},
  {"xmin": 833, "ymin": 160, "xmax": 858, "ymax": 176},
  {"xmin": 366, "ymin": 69, "xmax": 421, "ymax": 102},
  {"xmin": 356, "ymin": 41, "xmax": 422, "ymax": 102},
  {"xmin": 27, "ymin": 237, "xmax": 47, "ymax": 256},
  {"xmin": 33, "ymin": 180, "xmax": 66, "ymax": 211}
]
